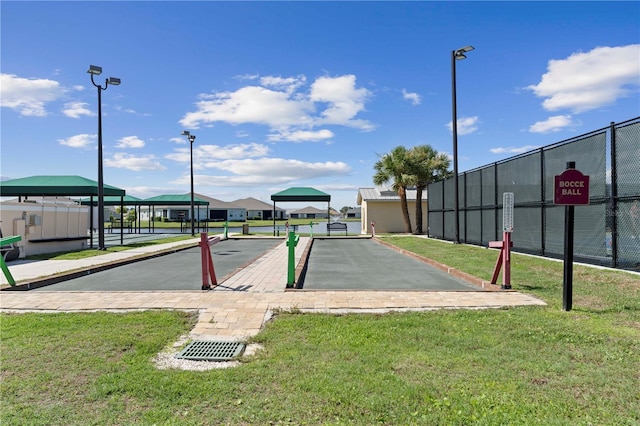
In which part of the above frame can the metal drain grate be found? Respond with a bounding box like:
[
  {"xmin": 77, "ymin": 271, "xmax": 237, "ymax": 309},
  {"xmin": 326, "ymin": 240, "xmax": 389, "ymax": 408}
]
[{"xmin": 175, "ymin": 340, "xmax": 245, "ymax": 361}]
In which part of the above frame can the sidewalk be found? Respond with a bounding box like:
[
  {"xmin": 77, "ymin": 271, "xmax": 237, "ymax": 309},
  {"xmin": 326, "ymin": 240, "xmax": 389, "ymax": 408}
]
[{"xmin": 0, "ymin": 237, "xmax": 546, "ymax": 341}]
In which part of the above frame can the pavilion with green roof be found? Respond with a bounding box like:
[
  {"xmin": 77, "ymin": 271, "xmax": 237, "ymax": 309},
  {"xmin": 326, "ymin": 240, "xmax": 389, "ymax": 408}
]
[
  {"xmin": 270, "ymin": 187, "xmax": 332, "ymax": 235},
  {"xmin": 0, "ymin": 176, "xmax": 127, "ymax": 248},
  {"xmin": 0, "ymin": 175, "xmax": 125, "ymax": 198}
]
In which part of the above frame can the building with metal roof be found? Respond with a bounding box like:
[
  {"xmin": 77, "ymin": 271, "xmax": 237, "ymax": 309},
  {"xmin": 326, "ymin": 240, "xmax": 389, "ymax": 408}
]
[{"xmin": 357, "ymin": 186, "xmax": 427, "ymax": 234}]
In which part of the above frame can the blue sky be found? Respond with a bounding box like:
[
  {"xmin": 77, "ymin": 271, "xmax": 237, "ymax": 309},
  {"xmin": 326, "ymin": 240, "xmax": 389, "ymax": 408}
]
[{"xmin": 2, "ymin": 1, "xmax": 639, "ymax": 210}]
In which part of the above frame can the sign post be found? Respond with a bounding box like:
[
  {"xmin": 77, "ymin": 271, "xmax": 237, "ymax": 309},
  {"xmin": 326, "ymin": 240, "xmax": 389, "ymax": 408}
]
[{"xmin": 554, "ymin": 162, "xmax": 590, "ymax": 311}]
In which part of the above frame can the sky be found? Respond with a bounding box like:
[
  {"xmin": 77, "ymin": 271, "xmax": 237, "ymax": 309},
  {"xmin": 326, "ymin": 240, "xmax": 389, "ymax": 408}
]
[{"xmin": 1, "ymin": 1, "xmax": 639, "ymax": 211}]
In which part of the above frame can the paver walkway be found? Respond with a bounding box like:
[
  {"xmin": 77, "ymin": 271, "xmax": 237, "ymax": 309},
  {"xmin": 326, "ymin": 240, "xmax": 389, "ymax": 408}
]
[{"xmin": 0, "ymin": 236, "xmax": 546, "ymax": 341}]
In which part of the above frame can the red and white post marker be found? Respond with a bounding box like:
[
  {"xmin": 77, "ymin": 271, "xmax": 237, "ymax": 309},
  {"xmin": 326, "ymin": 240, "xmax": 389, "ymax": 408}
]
[
  {"xmin": 200, "ymin": 232, "xmax": 221, "ymax": 290},
  {"xmin": 489, "ymin": 192, "xmax": 514, "ymax": 290}
]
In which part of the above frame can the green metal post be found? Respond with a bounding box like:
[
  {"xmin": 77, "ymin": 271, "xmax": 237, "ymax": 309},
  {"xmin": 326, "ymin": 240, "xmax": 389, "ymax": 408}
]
[
  {"xmin": 286, "ymin": 231, "xmax": 299, "ymax": 288},
  {"xmin": 223, "ymin": 221, "xmax": 228, "ymax": 239},
  {"xmin": 309, "ymin": 221, "xmax": 314, "ymax": 238},
  {"xmin": 0, "ymin": 235, "xmax": 22, "ymax": 286}
]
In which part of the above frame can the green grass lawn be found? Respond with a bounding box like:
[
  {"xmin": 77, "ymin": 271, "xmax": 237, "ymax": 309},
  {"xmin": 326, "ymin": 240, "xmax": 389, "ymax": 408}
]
[{"xmin": 2, "ymin": 237, "xmax": 639, "ymax": 425}]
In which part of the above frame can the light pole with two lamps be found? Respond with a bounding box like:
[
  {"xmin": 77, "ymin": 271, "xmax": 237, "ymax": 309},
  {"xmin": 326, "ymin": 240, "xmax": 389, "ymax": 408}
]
[
  {"xmin": 87, "ymin": 65, "xmax": 120, "ymax": 250},
  {"xmin": 451, "ymin": 45, "xmax": 474, "ymax": 244},
  {"xmin": 181, "ymin": 131, "xmax": 196, "ymax": 237}
]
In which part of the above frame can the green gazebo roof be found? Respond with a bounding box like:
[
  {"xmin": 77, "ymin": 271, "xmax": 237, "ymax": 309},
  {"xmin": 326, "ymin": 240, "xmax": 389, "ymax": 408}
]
[
  {"xmin": 270, "ymin": 187, "xmax": 331, "ymax": 202},
  {"xmin": 0, "ymin": 175, "xmax": 126, "ymax": 197}
]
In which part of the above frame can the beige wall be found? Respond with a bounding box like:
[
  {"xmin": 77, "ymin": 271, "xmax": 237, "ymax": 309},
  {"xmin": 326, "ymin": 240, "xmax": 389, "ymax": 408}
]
[
  {"xmin": 0, "ymin": 201, "xmax": 89, "ymax": 257},
  {"xmin": 360, "ymin": 200, "xmax": 428, "ymax": 234}
]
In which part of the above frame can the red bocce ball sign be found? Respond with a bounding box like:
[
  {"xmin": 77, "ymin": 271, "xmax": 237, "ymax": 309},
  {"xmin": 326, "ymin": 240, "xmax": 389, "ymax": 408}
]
[{"xmin": 554, "ymin": 168, "xmax": 590, "ymax": 205}]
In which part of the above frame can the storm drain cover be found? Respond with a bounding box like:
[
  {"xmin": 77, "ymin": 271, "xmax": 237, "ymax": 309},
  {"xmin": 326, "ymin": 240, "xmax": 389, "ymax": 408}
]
[{"xmin": 175, "ymin": 340, "xmax": 245, "ymax": 361}]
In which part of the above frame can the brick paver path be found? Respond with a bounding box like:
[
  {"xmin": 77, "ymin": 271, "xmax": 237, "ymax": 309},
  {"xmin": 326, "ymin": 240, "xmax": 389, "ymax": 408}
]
[{"xmin": 0, "ymin": 237, "xmax": 546, "ymax": 341}]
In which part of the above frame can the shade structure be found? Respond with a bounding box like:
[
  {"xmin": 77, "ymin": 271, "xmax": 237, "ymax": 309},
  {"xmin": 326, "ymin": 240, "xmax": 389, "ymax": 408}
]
[
  {"xmin": 270, "ymin": 187, "xmax": 331, "ymax": 202},
  {"xmin": 270, "ymin": 187, "xmax": 332, "ymax": 236},
  {"xmin": 0, "ymin": 175, "xmax": 127, "ymax": 249},
  {"xmin": 0, "ymin": 175, "xmax": 125, "ymax": 197}
]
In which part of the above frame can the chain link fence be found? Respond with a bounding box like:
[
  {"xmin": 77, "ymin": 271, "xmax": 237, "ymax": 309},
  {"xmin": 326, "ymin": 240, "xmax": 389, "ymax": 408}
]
[{"xmin": 427, "ymin": 117, "xmax": 640, "ymax": 271}]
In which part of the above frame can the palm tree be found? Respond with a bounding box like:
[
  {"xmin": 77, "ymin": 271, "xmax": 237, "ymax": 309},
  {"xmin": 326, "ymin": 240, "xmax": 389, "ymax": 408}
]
[
  {"xmin": 407, "ymin": 145, "xmax": 451, "ymax": 234},
  {"xmin": 373, "ymin": 145, "xmax": 413, "ymax": 233}
]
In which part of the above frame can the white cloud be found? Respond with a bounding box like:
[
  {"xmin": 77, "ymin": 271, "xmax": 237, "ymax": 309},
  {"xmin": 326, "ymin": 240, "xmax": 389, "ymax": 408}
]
[
  {"xmin": 179, "ymin": 74, "xmax": 373, "ymax": 134},
  {"xmin": 402, "ymin": 89, "xmax": 421, "ymax": 105},
  {"xmin": 268, "ymin": 129, "xmax": 334, "ymax": 142},
  {"xmin": 114, "ymin": 105, "xmax": 151, "ymax": 116},
  {"xmin": 62, "ymin": 102, "xmax": 94, "ymax": 119},
  {"xmin": 260, "ymin": 75, "xmax": 306, "ymax": 93},
  {"xmin": 0, "ymin": 73, "xmax": 65, "ymax": 116},
  {"xmin": 58, "ymin": 133, "xmax": 96, "ymax": 148},
  {"xmin": 311, "ymin": 183, "xmax": 361, "ymax": 192},
  {"xmin": 216, "ymin": 158, "xmax": 350, "ymax": 179},
  {"xmin": 527, "ymin": 44, "xmax": 640, "ymax": 113},
  {"xmin": 310, "ymin": 75, "xmax": 374, "ymax": 130},
  {"xmin": 446, "ymin": 116, "xmax": 479, "ymax": 135},
  {"xmin": 121, "ymin": 186, "xmax": 170, "ymax": 199},
  {"xmin": 105, "ymin": 153, "xmax": 166, "ymax": 171},
  {"xmin": 165, "ymin": 143, "xmax": 270, "ymax": 165},
  {"xmin": 169, "ymin": 137, "xmax": 185, "ymax": 144},
  {"xmin": 233, "ymin": 73, "xmax": 260, "ymax": 81},
  {"xmin": 490, "ymin": 145, "xmax": 541, "ymax": 154},
  {"xmin": 116, "ymin": 136, "xmax": 145, "ymax": 149},
  {"xmin": 172, "ymin": 158, "xmax": 350, "ymax": 187},
  {"xmin": 181, "ymin": 85, "xmax": 315, "ymax": 128},
  {"xmin": 528, "ymin": 115, "xmax": 576, "ymax": 133}
]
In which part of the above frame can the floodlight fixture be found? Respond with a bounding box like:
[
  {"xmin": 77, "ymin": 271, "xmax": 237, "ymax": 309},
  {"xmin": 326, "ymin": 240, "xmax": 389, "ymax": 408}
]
[
  {"xmin": 108, "ymin": 77, "xmax": 121, "ymax": 86},
  {"xmin": 87, "ymin": 65, "xmax": 102, "ymax": 75},
  {"xmin": 454, "ymin": 46, "xmax": 475, "ymax": 60}
]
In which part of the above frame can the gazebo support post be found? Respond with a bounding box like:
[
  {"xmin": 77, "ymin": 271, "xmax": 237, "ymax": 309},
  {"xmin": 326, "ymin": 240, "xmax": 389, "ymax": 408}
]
[
  {"xmin": 273, "ymin": 202, "xmax": 277, "ymax": 236},
  {"xmin": 89, "ymin": 196, "xmax": 95, "ymax": 249}
]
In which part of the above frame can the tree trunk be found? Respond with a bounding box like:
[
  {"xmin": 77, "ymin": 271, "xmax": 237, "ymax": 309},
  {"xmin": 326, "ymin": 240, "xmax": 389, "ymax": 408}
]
[
  {"xmin": 414, "ymin": 187, "xmax": 423, "ymax": 234},
  {"xmin": 398, "ymin": 186, "xmax": 412, "ymax": 234}
]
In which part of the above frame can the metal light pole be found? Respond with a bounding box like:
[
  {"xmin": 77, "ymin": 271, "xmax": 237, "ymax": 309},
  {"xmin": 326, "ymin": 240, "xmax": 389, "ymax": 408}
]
[
  {"xmin": 181, "ymin": 131, "xmax": 196, "ymax": 237},
  {"xmin": 451, "ymin": 45, "xmax": 474, "ymax": 244},
  {"xmin": 88, "ymin": 65, "xmax": 120, "ymax": 250}
]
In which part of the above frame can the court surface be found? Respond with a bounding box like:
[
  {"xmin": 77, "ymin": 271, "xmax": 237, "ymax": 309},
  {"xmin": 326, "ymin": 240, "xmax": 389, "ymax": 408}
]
[
  {"xmin": 300, "ymin": 238, "xmax": 481, "ymax": 291},
  {"xmin": 31, "ymin": 237, "xmax": 483, "ymax": 292},
  {"xmin": 32, "ymin": 238, "xmax": 281, "ymax": 291}
]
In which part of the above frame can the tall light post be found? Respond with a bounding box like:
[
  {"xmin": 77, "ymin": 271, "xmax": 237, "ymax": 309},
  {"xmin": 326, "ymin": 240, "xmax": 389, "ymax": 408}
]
[
  {"xmin": 181, "ymin": 130, "xmax": 196, "ymax": 237},
  {"xmin": 451, "ymin": 45, "xmax": 474, "ymax": 244},
  {"xmin": 88, "ymin": 65, "xmax": 120, "ymax": 250}
]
